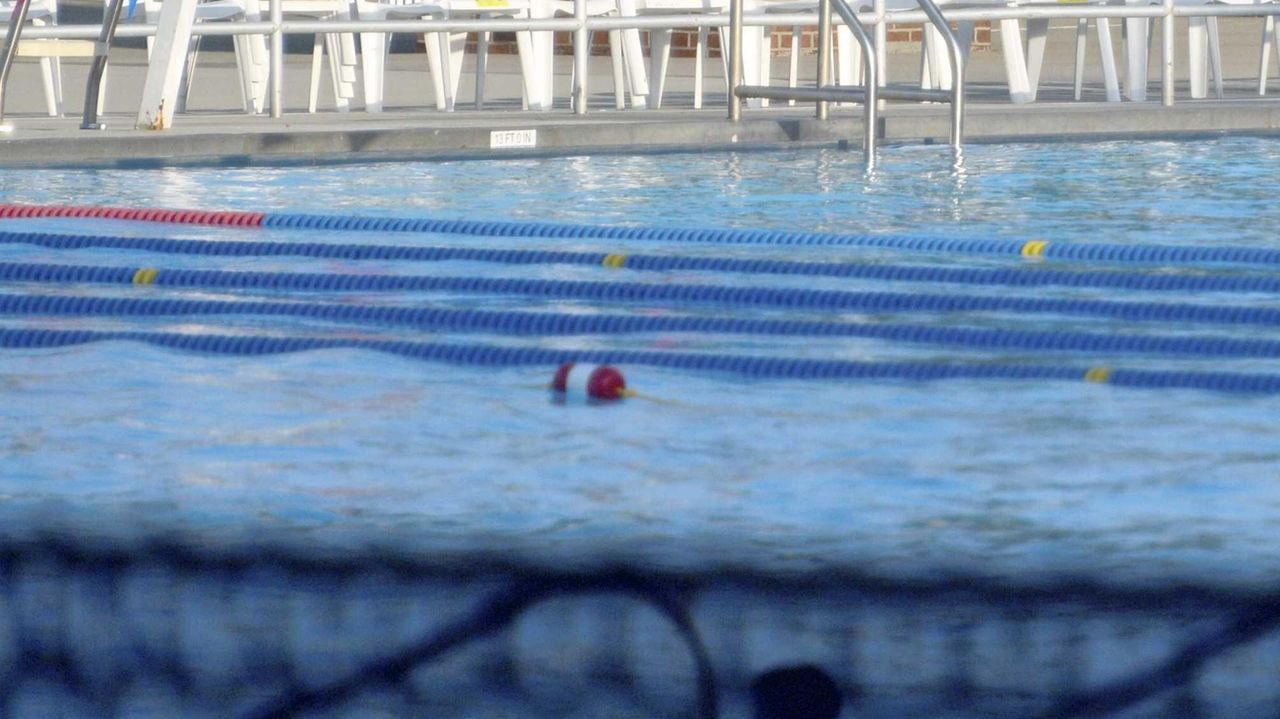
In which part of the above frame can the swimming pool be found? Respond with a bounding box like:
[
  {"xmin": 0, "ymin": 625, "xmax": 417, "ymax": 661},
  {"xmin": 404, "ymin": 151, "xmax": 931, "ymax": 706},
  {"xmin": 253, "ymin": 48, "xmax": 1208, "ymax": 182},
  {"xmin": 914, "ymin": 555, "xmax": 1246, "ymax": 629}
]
[{"xmin": 1, "ymin": 137, "xmax": 1278, "ymax": 587}]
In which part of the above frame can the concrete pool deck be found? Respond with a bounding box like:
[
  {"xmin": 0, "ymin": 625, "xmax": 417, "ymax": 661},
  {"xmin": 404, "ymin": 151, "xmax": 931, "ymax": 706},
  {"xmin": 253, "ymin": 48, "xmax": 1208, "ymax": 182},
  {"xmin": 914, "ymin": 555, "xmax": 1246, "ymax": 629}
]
[{"xmin": 2, "ymin": 16, "xmax": 1279, "ymax": 167}]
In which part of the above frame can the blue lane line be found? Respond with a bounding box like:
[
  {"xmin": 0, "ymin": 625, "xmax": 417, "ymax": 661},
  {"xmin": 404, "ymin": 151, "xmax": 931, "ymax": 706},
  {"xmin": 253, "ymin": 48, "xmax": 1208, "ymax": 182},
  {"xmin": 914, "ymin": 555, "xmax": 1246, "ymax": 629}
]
[
  {"xmin": 254, "ymin": 212, "xmax": 1280, "ymax": 268},
  {"xmin": 4, "ymin": 261, "xmax": 1280, "ymax": 328},
  {"xmin": 4, "ymin": 293, "xmax": 1280, "ymax": 360},
  {"xmin": 4, "ymin": 327, "xmax": 1280, "ymax": 393},
  {"xmin": 4, "ymin": 230, "xmax": 1280, "ymax": 295}
]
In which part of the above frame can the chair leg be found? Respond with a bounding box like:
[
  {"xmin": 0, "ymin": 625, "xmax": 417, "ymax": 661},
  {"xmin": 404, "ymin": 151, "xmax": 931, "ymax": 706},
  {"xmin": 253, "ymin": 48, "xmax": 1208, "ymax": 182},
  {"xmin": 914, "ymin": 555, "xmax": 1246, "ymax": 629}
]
[
  {"xmin": 787, "ymin": 26, "xmax": 800, "ymax": 106},
  {"xmin": 446, "ymin": 31, "xmax": 467, "ymax": 110},
  {"xmin": 176, "ymin": 36, "xmax": 200, "ymax": 114},
  {"xmin": 229, "ymin": 35, "xmax": 257, "ymax": 114},
  {"xmin": 326, "ymin": 34, "xmax": 353, "ymax": 111},
  {"xmin": 759, "ymin": 26, "xmax": 771, "ymax": 106},
  {"xmin": 236, "ymin": 4, "xmax": 268, "ymax": 113},
  {"xmin": 1025, "ymin": 18, "xmax": 1047, "ymax": 102},
  {"xmin": 649, "ymin": 28, "xmax": 673, "ymax": 109},
  {"xmin": 615, "ymin": 20, "xmax": 648, "ymax": 108},
  {"xmin": 832, "ymin": 26, "xmax": 858, "ymax": 107},
  {"xmin": 31, "ymin": 20, "xmax": 61, "ymax": 117},
  {"xmin": 36, "ymin": 58, "xmax": 60, "ymax": 117},
  {"xmin": 695, "ymin": 26, "xmax": 708, "ymax": 109},
  {"xmin": 1072, "ymin": 19, "xmax": 1085, "ymax": 100},
  {"xmin": 477, "ymin": 31, "xmax": 490, "ymax": 109},
  {"xmin": 1259, "ymin": 16, "xmax": 1276, "ymax": 96},
  {"xmin": 1207, "ymin": 16, "xmax": 1222, "ymax": 99},
  {"xmin": 996, "ymin": 18, "xmax": 1032, "ymax": 103},
  {"xmin": 420, "ymin": 32, "xmax": 448, "ymax": 110},
  {"xmin": 309, "ymin": 33, "xmax": 325, "ymax": 113},
  {"xmin": 97, "ymin": 63, "xmax": 108, "ymax": 116},
  {"xmin": 919, "ymin": 32, "xmax": 933, "ymax": 90},
  {"xmin": 608, "ymin": 29, "xmax": 627, "ymax": 109},
  {"xmin": 1188, "ymin": 16, "xmax": 1208, "ymax": 99},
  {"xmin": 834, "ymin": 26, "xmax": 856, "ymax": 85},
  {"xmin": 1095, "ymin": 17, "xmax": 1120, "ymax": 101}
]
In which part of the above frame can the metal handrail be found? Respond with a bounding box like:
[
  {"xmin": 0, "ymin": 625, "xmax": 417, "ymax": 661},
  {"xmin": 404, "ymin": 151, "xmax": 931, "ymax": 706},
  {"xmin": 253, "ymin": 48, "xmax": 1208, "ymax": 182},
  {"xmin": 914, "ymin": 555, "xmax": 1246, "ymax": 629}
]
[
  {"xmin": 827, "ymin": 0, "xmax": 877, "ymax": 161},
  {"xmin": 730, "ymin": 0, "xmax": 962, "ymax": 161},
  {"xmin": 911, "ymin": 0, "xmax": 963, "ymax": 146},
  {"xmin": 80, "ymin": 0, "xmax": 128, "ymax": 129},
  {"xmin": 0, "ymin": 0, "xmax": 33, "ymax": 130}
]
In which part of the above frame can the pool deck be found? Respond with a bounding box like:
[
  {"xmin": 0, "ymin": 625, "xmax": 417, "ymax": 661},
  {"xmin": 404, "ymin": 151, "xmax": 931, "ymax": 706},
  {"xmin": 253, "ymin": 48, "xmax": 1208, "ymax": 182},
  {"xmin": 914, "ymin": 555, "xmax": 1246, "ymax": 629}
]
[{"xmin": 2, "ymin": 16, "xmax": 1280, "ymax": 167}]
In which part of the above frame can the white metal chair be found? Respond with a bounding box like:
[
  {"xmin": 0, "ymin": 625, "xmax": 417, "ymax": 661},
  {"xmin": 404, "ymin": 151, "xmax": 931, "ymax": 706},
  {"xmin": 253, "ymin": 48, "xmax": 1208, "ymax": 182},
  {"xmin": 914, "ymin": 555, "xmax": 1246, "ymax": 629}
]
[{"xmin": 0, "ymin": 0, "xmax": 64, "ymax": 116}]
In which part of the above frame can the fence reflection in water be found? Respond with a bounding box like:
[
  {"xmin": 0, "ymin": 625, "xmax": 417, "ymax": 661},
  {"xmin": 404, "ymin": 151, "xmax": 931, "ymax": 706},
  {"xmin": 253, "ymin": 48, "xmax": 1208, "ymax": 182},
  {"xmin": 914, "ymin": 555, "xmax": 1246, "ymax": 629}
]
[{"xmin": 2, "ymin": 535, "xmax": 1279, "ymax": 718}]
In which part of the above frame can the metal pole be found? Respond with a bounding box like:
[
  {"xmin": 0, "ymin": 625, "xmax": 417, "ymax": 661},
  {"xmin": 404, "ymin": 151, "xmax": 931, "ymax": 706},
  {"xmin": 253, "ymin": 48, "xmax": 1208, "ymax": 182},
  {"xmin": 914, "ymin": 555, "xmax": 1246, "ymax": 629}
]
[
  {"xmin": 816, "ymin": 0, "xmax": 831, "ymax": 119},
  {"xmin": 1162, "ymin": 0, "xmax": 1174, "ymax": 105},
  {"xmin": 270, "ymin": 0, "xmax": 282, "ymax": 118},
  {"xmin": 728, "ymin": 0, "xmax": 742, "ymax": 121},
  {"xmin": 573, "ymin": 0, "xmax": 587, "ymax": 114},
  {"xmin": 949, "ymin": 42, "xmax": 963, "ymax": 146},
  {"xmin": 0, "ymin": 0, "xmax": 33, "ymax": 130},
  {"xmin": 81, "ymin": 0, "xmax": 127, "ymax": 129}
]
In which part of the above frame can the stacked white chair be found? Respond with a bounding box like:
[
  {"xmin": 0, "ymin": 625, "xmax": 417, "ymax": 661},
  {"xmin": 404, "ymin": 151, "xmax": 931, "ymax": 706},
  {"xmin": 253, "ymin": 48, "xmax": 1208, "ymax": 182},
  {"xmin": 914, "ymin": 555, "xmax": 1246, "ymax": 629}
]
[
  {"xmin": 261, "ymin": 0, "xmax": 363, "ymax": 112},
  {"xmin": 357, "ymin": 0, "xmax": 567, "ymax": 111},
  {"xmin": 1104, "ymin": 0, "xmax": 1272, "ymax": 101}
]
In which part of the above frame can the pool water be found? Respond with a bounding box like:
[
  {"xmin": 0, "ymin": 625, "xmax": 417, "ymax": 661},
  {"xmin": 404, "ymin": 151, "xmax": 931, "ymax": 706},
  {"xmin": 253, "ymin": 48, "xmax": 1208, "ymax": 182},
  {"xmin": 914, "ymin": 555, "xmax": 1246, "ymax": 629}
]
[{"xmin": 1, "ymin": 137, "xmax": 1279, "ymax": 585}]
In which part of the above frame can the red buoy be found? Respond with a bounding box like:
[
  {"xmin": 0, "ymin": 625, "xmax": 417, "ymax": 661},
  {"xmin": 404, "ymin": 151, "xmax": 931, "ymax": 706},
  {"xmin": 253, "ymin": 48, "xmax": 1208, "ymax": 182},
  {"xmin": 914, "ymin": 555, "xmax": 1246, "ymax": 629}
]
[{"xmin": 552, "ymin": 363, "xmax": 629, "ymax": 401}]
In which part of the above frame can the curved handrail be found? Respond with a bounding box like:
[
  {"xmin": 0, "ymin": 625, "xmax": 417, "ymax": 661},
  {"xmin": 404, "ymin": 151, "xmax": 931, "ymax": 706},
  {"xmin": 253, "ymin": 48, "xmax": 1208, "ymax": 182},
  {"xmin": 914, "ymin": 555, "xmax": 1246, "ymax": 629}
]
[
  {"xmin": 80, "ymin": 0, "xmax": 128, "ymax": 129},
  {"xmin": 910, "ymin": 0, "xmax": 964, "ymax": 146}
]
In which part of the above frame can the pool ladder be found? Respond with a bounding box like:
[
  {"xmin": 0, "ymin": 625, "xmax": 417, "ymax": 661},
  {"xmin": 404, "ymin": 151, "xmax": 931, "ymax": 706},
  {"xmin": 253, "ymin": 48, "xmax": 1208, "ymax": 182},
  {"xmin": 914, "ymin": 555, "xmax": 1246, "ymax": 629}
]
[
  {"xmin": 729, "ymin": 0, "xmax": 965, "ymax": 165},
  {"xmin": 0, "ymin": 0, "xmax": 125, "ymax": 131}
]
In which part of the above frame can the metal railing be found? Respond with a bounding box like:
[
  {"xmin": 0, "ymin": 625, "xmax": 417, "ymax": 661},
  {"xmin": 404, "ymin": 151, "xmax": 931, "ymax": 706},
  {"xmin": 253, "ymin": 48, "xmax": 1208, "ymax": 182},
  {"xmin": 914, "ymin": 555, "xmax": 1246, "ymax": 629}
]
[{"xmin": 730, "ymin": 0, "xmax": 964, "ymax": 164}]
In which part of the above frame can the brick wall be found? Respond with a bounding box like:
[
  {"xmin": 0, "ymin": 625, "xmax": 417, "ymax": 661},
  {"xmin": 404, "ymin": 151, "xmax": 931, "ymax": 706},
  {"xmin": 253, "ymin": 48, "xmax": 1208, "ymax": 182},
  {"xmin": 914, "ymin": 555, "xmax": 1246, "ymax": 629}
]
[{"xmin": 465, "ymin": 23, "xmax": 990, "ymax": 56}]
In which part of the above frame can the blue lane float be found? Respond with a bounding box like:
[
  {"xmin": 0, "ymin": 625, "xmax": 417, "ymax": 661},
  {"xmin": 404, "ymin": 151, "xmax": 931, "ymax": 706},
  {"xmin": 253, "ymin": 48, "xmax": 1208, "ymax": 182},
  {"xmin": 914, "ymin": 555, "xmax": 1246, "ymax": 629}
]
[
  {"xmin": 6, "ymin": 204, "xmax": 1280, "ymax": 269},
  {"xmin": 4, "ymin": 327, "xmax": 1280, "ymax": 394},
  {"xmin": 258, "ymin": 214, "xmax": 1280, "ymax": 269},
  {"xmin": 5, "ymin": 293, "xmax": 1280, "ymax": 360},
  {"xmin": 4, "ymin": 261, "xmax": 1280, "ymax": 329},
  {"xmin": 4, "ymin": 230, "xmax": 1280, "ymax": 295}
]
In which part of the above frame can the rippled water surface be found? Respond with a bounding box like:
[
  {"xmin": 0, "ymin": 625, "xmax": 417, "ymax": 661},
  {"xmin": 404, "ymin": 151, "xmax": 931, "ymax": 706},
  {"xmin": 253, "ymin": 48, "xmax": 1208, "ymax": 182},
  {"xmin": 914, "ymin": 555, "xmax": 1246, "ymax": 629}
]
[{"xmin": 2, "ymin": 137, "xmax": 1279, "ymax": 583}]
